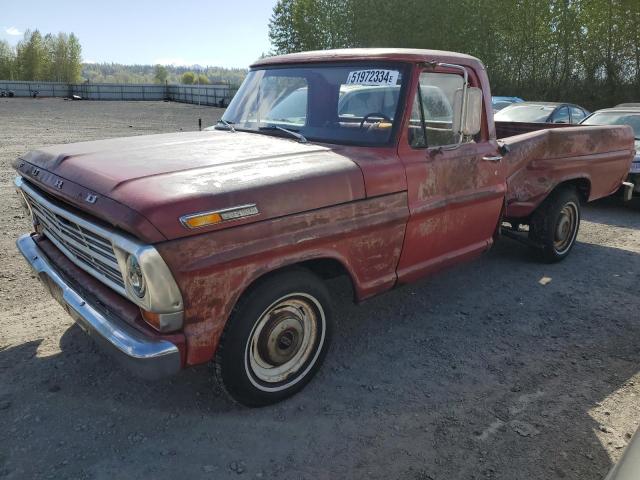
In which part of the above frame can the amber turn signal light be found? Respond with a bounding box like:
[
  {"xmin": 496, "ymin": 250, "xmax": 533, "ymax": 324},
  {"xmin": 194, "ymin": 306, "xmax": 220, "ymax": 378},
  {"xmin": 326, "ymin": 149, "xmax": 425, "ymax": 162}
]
[
  {"xmin": 140, "ymin": 309, "xmax": 161, "ymax": 331},
  {"xmin": 181, "ymin": 212, "xmax": 222, "ymax": 229}
]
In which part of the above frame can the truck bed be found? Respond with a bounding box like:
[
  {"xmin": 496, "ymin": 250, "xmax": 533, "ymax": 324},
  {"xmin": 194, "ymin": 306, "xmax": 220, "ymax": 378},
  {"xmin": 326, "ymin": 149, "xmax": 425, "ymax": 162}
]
[
  {"xmin": 495, "ymin": 120, "xmax": 571, "ymax": 139},
  {"xmin": 500, "ymin": 125, "xmax": 635, "ymax": 218}
]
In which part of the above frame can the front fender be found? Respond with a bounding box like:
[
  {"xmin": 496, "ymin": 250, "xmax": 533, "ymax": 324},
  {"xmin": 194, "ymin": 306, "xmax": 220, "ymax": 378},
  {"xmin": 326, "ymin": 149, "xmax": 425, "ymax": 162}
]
[{"xmin": 155, "ymin": 192, "xmax": 409, "ymax": 365}]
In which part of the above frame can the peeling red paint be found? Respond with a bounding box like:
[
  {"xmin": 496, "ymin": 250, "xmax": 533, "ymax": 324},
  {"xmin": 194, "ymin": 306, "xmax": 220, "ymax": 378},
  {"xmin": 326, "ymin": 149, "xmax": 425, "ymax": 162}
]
[{"xmin": 501, "ymin": 125, "xmax": 635, "ymax": 218}]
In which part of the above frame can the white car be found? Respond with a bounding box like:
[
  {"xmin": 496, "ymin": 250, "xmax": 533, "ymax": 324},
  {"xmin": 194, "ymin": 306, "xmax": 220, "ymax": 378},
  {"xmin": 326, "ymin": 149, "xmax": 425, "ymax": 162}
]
[{"xmin": 581, "ymin": 108, "xmax": 640, "ymax": 195}]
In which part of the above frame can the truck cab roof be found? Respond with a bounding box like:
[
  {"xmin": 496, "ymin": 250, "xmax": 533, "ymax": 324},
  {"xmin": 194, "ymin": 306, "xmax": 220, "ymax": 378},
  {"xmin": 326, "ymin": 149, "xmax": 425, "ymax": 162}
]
[{"xmin": 252, "ymin": 48, "xmax": 485, "ymax": 70}]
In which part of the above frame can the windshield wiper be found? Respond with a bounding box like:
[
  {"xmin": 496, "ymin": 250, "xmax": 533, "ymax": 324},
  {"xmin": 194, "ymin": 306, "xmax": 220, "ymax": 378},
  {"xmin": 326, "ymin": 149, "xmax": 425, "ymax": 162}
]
[
  {"xmin": 259, "ymin": 125, "xmax": 307, "ymax": 143},
  {"xmin": 216, "ymin": 119, "xmax": 236, "ymax": 132}
]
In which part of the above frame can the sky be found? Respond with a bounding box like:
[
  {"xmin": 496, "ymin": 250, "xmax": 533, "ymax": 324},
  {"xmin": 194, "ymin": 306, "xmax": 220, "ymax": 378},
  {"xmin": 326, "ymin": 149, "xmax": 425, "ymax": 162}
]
[{"xmin": 1, "ymin": 0, "xmax": 276, "ymax": 68}]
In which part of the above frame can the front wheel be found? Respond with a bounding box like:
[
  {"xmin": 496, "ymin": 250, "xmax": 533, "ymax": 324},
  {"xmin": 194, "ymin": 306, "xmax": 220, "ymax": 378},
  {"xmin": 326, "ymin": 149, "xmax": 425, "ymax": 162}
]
[
  {"xmin": 529, "ymin": 186, "xmax": 581, "ymax": 263},
  {"xmin": 215, "ymin": 269, "xmax": 333, "ymax": 407}
]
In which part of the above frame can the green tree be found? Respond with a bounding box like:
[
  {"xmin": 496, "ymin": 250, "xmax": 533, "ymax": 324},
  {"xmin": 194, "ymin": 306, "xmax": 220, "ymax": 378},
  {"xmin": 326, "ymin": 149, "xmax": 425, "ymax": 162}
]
[
  {"xmin": 154, "ymin": 64, "xmax": 168, "ymax": 83},
  {"xmin": 269, "ymin": 0, "xmax": 301, "ymax": 54},
  {"xmin": 16, "ymin": 30, "xmax": 47, "ymax": 81},
  {"xmin": 0, "ymin": 40, "xmax": 16, "ymax": 80},
  {"xmin": 12, "ymin": 30, "xmax": 82, "ymax": 82},
  {"xmin": 65, "ymin": 33, "xmax": 82, "ymax": 83},
  {"xmin": 50, "ymin": 33, "xmax": 69, "ymax": 82},
  {"xmin": 196, "ymin": 73, "xmax": 209, "ymax": 84},
  {"xmin": 181, "ymin": 71, "xmax": 195, "ymax": 84},
  {"xmin": 269, "ymin": 0, "xmax": 353, "ymax": 54},
  {"xmin": 268, "ymin": 0, "xmax": 640, "ymax": 109}
]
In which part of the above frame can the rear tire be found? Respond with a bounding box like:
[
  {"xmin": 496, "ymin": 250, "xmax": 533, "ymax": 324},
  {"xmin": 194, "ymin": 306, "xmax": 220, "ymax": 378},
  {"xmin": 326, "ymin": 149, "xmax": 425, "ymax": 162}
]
[
  {"xmin": 529, "ymin": 186, "xmax": 581, "ymax": 263},
  {"xmin": 215, "ymin": 269, "xmax": 333, "ymax": 407}
]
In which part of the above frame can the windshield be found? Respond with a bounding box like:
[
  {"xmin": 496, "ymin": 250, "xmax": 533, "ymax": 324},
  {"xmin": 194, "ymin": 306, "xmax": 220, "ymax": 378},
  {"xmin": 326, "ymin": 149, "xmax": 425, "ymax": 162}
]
[
  {"xmin": 221, "ymin": 63, "xmax": 407, "ymax": 145},
  {"xmin": 582, "ymin": 112, "xmax": 640, "ymax": 139},
  {"xmin": 495, "ymin": 104, "xmax": 555, "ymax": 122}
]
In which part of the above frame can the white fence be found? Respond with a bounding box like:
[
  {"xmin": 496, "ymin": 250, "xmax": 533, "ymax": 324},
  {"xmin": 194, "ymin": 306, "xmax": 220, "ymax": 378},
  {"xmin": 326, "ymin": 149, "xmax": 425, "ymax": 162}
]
[
  {"xmin": 0, "ymin": 81, "xmax": 70, "ymax": 98},
  {"xmin": 0, "ymin": 81, "xmax": 237, "ymax": 106}
]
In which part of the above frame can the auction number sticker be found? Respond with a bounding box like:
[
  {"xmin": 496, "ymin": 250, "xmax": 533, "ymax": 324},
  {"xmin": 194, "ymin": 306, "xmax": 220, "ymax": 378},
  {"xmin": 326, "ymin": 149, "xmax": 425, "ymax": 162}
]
[{"xmin": 346, "ymin": 69, "xmax": 399, "ymax": 86}]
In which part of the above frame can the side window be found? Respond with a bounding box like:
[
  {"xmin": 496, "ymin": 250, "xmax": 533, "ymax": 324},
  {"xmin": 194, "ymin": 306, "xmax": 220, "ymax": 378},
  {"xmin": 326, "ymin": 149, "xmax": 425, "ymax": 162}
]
[
  {"xmin": 408, "ymin": 72, "xmax": 469, "ymax": 148},
  {"xmin": 552, "ymin": 106, "xmax": 570, "ymax": 124},
  {"xmin": 570, "ymin": 107, "xmax": 586, "ymax": 124}
]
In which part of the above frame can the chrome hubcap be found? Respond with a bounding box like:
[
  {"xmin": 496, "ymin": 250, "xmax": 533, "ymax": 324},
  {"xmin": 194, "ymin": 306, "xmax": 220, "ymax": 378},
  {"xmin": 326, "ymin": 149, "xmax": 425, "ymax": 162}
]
[
  {"xmin": 246, "ymin": 295, "xmax": 322, "ymax": 387},
  {"xmin": 554, "ymin": 202, "xmax": 578, "ymax": 254},
  {"xmin": 258, "ymin": 314, "xmax": 304, "ymax": 366}
]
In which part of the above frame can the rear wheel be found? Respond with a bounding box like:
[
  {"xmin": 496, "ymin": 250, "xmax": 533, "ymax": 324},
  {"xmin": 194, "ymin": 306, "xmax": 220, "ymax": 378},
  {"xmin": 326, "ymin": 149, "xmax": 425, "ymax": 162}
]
[
  {"xmin": 215, "ymin": 269, "xmax": 332, "ymax": 407},
  {"xmin": 529, "ymin": 186, "xmax": 581, "ymax": 263}
]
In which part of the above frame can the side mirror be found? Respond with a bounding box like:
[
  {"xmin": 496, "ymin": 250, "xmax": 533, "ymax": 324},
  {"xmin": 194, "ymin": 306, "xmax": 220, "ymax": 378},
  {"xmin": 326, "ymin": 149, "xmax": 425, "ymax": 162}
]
[
  {"xmin": 452, "ymin": 87, "xmax": 483, "ymax": 139},
  {"xmin": 463, "ymin": 87, "xmax": 483, "ymax": 136}
]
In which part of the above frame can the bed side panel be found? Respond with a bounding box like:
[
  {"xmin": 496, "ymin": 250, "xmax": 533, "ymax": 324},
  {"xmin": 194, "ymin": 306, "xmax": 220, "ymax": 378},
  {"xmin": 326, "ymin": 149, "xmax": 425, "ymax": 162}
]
[{"xmin": 501, "ymin": 125, "xmax": 634, "ymax": 218}]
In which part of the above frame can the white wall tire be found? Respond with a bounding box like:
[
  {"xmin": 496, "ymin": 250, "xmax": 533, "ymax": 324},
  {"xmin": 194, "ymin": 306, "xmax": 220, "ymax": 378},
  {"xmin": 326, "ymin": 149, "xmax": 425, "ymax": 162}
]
[
  {"xmin": 529, "ymin": 186, "xmax": 581, "ymax": 263},
  {"xmin": 215, "ymin": 269, "xmax": 333, "ymax": 407}
]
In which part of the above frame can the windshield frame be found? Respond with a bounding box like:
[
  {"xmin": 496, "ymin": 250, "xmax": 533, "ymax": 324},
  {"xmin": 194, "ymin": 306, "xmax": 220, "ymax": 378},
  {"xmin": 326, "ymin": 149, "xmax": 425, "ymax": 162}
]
[{"xmin": 221, "ymin": 61, "xmax": 412, "ymax": 147}]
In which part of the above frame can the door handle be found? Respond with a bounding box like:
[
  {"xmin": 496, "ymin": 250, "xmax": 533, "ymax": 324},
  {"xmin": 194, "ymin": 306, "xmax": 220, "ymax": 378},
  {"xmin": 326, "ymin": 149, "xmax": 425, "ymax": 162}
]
[{"xmin": 482, "ymin": 155, "xmax": 502, "ymax": 162}]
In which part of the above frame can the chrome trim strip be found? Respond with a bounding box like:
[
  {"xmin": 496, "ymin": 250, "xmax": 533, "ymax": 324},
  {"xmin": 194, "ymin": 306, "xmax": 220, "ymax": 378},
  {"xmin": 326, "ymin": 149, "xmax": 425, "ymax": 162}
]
[
  {"xmin": 16, "ymin": 234, "xmax": 181, "ymax": 379},
  {"xmin": 180, "ymin": 203, "xmax": 259, "ymax": 229}
]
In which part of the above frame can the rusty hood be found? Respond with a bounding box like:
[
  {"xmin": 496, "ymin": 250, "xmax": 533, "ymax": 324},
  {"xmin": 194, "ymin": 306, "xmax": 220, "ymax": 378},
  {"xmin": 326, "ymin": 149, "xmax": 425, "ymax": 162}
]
[{"xmin": 18, "ymin": 130, "xmax": 365, "ymax": 241}]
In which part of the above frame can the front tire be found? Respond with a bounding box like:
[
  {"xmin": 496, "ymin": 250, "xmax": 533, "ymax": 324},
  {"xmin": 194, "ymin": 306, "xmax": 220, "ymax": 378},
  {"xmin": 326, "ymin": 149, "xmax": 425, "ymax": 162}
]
[
  {"xmin": 529, "ymin": 186, "xmax": 581, "ymax": 263},
  {"xmin": 215, "ymin": 269, "xmax": 333, "ymax": 407}
]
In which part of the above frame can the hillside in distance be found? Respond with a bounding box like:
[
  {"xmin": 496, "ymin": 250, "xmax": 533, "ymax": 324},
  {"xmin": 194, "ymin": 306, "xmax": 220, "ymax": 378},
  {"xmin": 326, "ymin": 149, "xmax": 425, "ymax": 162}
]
[{"xmin": 82, "ymin": 62, "xmax": 248, "ymax": 86}]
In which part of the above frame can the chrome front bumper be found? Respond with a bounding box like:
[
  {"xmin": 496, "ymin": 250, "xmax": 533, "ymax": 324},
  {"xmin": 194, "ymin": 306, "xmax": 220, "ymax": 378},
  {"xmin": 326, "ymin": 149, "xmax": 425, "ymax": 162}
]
[
  {"xmin": 16, "ymin": 234, "xmax": 181, "ymax": 380},
  {"xmin": 605, "ymin": 428, "xmax": 640, "ymax": 480}
]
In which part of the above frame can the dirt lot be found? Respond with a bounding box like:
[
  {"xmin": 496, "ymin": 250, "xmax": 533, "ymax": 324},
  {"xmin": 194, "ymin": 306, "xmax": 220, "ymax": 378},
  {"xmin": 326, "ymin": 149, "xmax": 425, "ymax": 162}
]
[{"xmin": 1, "ymin": 98, "xmax": 639, "ymax": 480}]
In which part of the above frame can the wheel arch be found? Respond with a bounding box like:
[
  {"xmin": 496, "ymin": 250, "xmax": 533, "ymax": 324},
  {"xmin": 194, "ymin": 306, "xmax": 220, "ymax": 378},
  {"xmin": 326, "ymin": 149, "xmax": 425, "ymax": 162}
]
[
  {"xmin": 233, "ymin": 255, "xmax": 358, "ymax": 309},
  {"xmin": 554, "ymin": 177, "xmax": 591, "ymax": 203}
]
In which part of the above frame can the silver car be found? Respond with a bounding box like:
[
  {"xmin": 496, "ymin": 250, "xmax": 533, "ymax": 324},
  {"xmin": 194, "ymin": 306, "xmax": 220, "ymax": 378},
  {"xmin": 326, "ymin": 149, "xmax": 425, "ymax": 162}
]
[{"xmin": 581, "ymin": 107, "xmax": 640, "ymax": 195}]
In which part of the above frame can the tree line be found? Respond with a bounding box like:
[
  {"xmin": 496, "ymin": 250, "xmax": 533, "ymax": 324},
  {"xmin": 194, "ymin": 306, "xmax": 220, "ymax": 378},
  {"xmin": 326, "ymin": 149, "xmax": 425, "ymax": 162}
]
[
  {"xmin": 0, "ymin": 30, "xmax": 247, "ymax": 86},
  {"xmin": 268, "ymin": 0, "xmax": 640, "ymax": 109},
  {"xmin": 80, "ymin": 63, "xmax": 246, "ymax": 86},
  {"xmin": 0, "ymin": 30, "xmax": 82, "ymax": 83}
]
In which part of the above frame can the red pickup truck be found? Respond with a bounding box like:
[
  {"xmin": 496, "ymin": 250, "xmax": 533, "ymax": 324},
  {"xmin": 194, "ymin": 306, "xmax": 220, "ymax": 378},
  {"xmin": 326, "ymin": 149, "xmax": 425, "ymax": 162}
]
[{"xmin": 14, "ymin": 49, "xmax": 635, "ymax": 406}]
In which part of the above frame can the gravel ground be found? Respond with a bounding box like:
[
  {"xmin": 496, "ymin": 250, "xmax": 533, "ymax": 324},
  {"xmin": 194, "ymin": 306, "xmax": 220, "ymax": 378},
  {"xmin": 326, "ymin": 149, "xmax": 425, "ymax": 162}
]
[{"xmin": 1, "ymin": 98, "xmax": 639, "ymax": 480}]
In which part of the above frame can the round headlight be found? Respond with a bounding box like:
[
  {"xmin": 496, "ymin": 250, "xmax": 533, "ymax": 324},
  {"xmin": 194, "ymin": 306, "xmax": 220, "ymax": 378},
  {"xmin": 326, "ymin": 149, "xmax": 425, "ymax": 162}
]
[{"xmin": 126, "ymin": 255, "xmax": 146, "ymax": 298}]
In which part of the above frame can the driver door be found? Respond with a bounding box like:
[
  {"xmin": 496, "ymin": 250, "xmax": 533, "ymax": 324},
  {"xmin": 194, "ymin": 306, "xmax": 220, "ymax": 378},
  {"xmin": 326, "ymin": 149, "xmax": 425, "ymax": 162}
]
[{"xmin": 396, "ymin": 66, "xmax": 506, "ymax": 283}]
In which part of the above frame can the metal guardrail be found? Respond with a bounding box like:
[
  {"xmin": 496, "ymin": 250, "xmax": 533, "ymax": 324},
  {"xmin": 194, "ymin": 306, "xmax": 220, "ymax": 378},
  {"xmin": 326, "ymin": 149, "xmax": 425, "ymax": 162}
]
[{"xmin": 0, "ymin": 80, "xmax": 237, "ymax": 106}]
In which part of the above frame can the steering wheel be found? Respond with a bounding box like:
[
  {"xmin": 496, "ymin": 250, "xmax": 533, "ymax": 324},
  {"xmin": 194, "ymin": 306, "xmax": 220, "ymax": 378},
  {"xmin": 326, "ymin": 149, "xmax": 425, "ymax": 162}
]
[{"xmin": 359, "ymin": 112, "xmax": 392, "ymax": 128}]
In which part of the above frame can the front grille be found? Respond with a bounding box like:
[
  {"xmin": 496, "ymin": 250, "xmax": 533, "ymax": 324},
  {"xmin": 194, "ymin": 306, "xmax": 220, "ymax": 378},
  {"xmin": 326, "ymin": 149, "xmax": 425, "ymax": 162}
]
[{"xmin": 23, "ymin": 190, "xmax": 125, "ymax": 289}]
